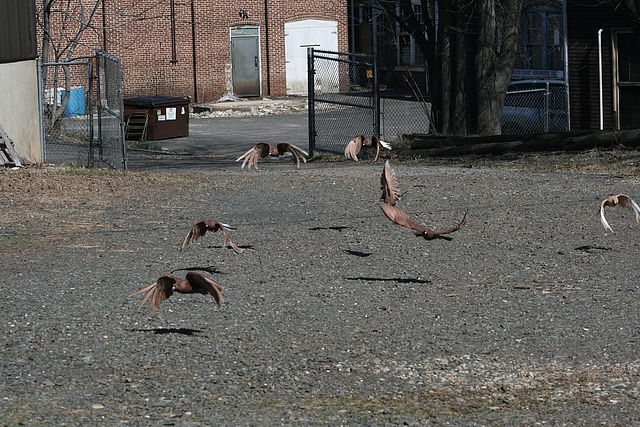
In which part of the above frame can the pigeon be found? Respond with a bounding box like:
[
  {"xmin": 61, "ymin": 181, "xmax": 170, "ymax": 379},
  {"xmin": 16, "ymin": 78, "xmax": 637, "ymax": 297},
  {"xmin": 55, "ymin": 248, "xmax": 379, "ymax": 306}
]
[
  {"xmin": 180, "ymin": 220, "xmax": 243, "ymax": 253},
  {"xmin": 237, "ymin": 142, "xmax": 308, "ymax": 170},
  {"xmin": 344, "ymin": 134, "xmax": 391, "ymax": 162},
  {"xmin": 600, "ymin": 193, "xmax": 640, "ymax": 232},
  {"xmin": 130, "ymin": 272, "xmax": 223, "ymax": 311},
  {"xmin": 379, "ymin": 160, "xmax": 466, "ymax": 240}
]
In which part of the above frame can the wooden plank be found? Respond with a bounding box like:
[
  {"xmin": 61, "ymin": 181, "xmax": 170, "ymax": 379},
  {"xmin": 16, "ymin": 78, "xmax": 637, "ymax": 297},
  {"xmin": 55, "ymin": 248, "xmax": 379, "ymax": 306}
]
[{"xmin": 0, "ymin": 123, "xmax": 22, "ymax": 167}]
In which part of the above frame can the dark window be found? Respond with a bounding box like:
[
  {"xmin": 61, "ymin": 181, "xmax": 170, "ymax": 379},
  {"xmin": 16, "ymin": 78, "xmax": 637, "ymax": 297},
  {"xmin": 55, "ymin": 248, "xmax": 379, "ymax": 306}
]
[
  {"xmin": 616, "ymin": 33, "xmax": 640, "ymax": 129},
  {"xmin": 0, "ymin": 0, "xmax": 37, "ymax": 64},
  {"xmin": 617, "ymin": 33, "xmax": 640, "ymax": 82},
  {"xmin": 523, "ymin": 6, "xmax": 563, "ymax": 70}
]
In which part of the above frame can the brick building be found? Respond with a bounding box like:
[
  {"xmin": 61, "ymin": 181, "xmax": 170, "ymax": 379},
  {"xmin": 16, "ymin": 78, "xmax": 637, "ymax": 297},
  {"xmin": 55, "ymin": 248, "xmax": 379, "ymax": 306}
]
[{"xmin": 44, "ymin": 1, "xmax": 349, "ymax": 102}]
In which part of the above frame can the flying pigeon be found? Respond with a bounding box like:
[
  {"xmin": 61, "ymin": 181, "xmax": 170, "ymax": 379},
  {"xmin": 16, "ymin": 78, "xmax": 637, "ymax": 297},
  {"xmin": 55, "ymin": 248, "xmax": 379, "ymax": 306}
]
[
  {"xmin": 130, "ymin": 272, "xmax": 223, "ymax": 311},
  {"xmin": 344, "ymin": 134, "xmax": 391, "ymax": 162},
  {"xmin": 180, "ymin": 220, "xmax": 243, "ymax": 253},
  {"xmin": 379, "ymin": 160, "xmax": 466, "ymax": 240},
  {"xmin": 237, "ymin": 142, "xmax": 308, "ymax": 170},
  {"xmin": 600, "ymin": 193, "xmax": 640, "ymax": 232}
]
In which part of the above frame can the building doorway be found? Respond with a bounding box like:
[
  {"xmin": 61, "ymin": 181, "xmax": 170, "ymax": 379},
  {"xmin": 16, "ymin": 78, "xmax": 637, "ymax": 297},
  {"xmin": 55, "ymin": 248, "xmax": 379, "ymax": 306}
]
[
  {"xmin": 285, "ymin": 20, "xmax": 338, "ymax": 95},
  {"xmin": 231, "ymin": 26, "xmax": 260, "ymax": 97}
]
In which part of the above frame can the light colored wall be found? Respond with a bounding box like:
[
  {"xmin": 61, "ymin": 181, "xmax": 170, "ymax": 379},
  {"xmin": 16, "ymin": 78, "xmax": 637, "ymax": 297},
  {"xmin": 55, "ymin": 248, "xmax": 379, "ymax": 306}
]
[{"xmin": 0, "ymin": 59, "xmax": 42, "ymax": 162}]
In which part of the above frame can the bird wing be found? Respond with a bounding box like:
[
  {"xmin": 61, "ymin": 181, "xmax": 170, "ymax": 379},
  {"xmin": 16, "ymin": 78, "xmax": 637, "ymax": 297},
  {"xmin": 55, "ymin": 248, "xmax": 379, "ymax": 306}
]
[
  {"xmin": 180, "ymin": 221, "xmax": 208, "ymax": 250},
  {"xmin": 380, "ymin": 202, "xmax": 467, "ymax": 239},
  {"xmin": 130, "ymin": 276, "xmax": 175, "ymax": 311},
  {"xmin": 616, "ymin": 194, "xmax": 640, "ymax": 222},
  {"xmin": 380, "ymin": 202, "xmax": 430, "ymax": 233},
  {"xmin": 370, "ymin": 136, "xmax": 382, "ymax": 161},
  {"xmin": 277, "ymin": 143, "xmax": 309, "ymax": 168},
  {"xmin": 185, "ymin": 272, "xmax": 224, "ymax": 306},
  {"xmin": 600, "ymin": 198, "xmax": 614, "ymax": 232},
  {"xmin": 380, "ymin": 160, "xmax": 401, "ymax": 206},
  {"xmin": 236, "ymin": 143, "xmax": 270, "ymax": 170},
  {"xmin": 220, "ymin": 224, "xmax": 244, "ymax": 254},
  {"xmin": 378, "ymin": 139, "xmax": 392, "ymax": 150},
  {"xmin": 344, "ymin": 136, "xmax": 363, "ymax": 161}
]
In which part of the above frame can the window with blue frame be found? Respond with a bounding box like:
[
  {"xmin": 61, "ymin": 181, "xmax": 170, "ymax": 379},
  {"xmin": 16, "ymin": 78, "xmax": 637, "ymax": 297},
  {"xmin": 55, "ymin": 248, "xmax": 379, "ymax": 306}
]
[{"xmin": 523, "ymin": 6, "xmax": 563, "ymax": 70}]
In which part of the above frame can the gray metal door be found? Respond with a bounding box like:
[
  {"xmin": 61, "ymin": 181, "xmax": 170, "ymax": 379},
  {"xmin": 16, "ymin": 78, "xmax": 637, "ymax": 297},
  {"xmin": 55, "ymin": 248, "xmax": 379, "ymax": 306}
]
[{"xmin": 231, "ymin": 27, "xmax": 260, "ymax": 97}]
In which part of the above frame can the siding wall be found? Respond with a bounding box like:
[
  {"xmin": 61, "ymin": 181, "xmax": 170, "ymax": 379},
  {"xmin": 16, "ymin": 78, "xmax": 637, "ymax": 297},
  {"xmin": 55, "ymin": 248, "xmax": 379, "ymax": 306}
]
[
  {"xmin": 0, "ymin": 0, "xmax": 37, "ymax": 64},
  {"xmin": 566, "ymin": 1, "xmax": 630, "ymax": 130}
]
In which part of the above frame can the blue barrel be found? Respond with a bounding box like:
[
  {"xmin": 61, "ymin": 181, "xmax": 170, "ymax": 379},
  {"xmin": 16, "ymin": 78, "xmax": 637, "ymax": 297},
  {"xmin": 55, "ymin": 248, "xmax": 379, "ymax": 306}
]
[{"xmin": 61, "ymin": 87, "xmax": 86, "ymax": 117}]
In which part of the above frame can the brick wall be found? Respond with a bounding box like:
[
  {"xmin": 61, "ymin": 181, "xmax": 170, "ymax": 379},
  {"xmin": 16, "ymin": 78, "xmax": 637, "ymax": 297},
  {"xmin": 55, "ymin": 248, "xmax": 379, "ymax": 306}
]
[
  {"xmin": 98, "ymin": 0, "xmax": 349, "ymax": 102},
  {"xmin": 38, "ymin": 0, "xmax": 347, "ymax": 102}
]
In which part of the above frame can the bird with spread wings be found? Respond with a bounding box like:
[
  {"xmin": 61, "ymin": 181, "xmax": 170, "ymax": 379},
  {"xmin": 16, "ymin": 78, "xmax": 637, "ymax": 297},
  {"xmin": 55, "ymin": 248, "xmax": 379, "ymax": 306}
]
[
  {"xmin": 344, "ymin": 134, "xmax": 391, "ymax": 162},
  {"xmin": 179, "ymin": 220, "xmax": 243, "ymax": 253},
  {"xmin": 130, "ymin": 272, "xmax": 224, "ymax": 311},
  {"xmin": 600, "ymin": 193, "xmax": 640, "ymax": 232},
  {"xmin": 237, "ymin": 142, "xmax": 308, "ymax": 170},
  {"xmin": 379, "ymin": 160, "xmax": 466, "ymax": 240}
]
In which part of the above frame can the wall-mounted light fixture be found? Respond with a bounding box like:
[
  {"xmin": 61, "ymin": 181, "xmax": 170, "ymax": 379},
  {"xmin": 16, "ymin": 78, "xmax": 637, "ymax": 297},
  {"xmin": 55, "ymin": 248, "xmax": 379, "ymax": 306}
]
[{"xmin": 239, "ymin": 10, "xmax": 249, "ymax": 19}]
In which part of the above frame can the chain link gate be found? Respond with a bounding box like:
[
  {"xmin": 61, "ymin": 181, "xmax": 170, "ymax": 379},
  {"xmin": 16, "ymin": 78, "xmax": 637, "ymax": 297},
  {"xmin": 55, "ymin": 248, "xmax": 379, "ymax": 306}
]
[
  {"xmin": 308, "ymin": 48, "xmax": 432, "ymax": 155},
  {"xmin": 39, "ymin": 51, "xmax": 126, "ymax": 169},
  {"xmin": 307, "ymin": 49, "xmax": 378, "ymax": 155}
]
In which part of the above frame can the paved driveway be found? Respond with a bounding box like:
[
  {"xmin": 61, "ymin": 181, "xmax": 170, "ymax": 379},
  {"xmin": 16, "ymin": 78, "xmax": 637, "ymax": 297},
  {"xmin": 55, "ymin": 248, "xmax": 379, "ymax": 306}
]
[{"xmin": 127, "ymin": 113, "xmax": 310, "ymax": 172}]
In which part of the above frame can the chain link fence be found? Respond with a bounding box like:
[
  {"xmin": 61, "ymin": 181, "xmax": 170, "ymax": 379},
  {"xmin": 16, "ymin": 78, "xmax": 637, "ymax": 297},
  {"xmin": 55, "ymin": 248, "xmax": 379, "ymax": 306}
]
[
  {"xmin": 39, "ymin": 51, "xmax": 126, "ymax": 169},
  {"xmin": 95, "ymin": 50, "xmax": 126, "ymax": 169},
  {"xmin": 380, "ymin": 94, "xmax": 431, "ymax": 139},
  {"xmin": 40, "ymin": 60, "xmax": 93, "ymax": 166},
  {"xmin": 501, "ymin": 80, "xmax": 568, "ymax": 135},
  {"xmin": 309, "ymin": 49, "xmax": 376, "ymax": 155},
  {"xmin": 308, "ymin": 49, "xmax": 431, "ymax": 156}
]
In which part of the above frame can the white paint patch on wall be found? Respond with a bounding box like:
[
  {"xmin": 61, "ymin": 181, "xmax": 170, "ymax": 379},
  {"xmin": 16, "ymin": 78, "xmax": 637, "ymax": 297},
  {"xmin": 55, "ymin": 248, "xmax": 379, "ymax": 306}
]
[{"xmin": 285, "ymin": 20, "xmax": 338, "ymax": 95}]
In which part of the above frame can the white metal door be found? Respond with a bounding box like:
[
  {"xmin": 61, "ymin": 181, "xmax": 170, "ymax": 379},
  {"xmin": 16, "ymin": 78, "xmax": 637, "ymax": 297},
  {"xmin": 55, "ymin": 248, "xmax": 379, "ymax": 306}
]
[{"xmin": 285, "ymin": 20, "xmax": 338, "ymax": 95}]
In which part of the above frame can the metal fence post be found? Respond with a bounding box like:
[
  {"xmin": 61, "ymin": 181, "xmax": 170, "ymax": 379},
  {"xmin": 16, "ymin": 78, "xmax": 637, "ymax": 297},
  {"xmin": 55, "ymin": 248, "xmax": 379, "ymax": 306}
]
[
  {"xmin": 307, "ymin": 47, "xmax": 316, "ymax": 156},
  {"xmin": 37, "ymin": 60, "xmax": 46, "ymax": 162},
  {"xmin": 544, "ymin": 81, "xmax": 550, "ymax": 133},
  {"xmin": 372, "ymin": 9, "xmax": 380, "ymax": 139},
  {"xmin": 87, "ymin": 59, "xmax": 95, "ymax": 167},
  {"xmin": 95, "ymin": 53, "xmax": 103, "ymax": 161}
]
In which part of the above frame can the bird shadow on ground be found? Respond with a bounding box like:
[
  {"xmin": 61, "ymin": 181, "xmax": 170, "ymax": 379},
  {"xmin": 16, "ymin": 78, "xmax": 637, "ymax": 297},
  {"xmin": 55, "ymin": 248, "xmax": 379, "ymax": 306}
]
[
  {"xmin": 206, "ymin": 244, "xmax": 255, "ymax": 251},
  {"xmin": 346, "ymin": 277, "xmax": 431, "ymax": 284},
  {"xmin": 170, "ymin": 266, "xmax": 223, "ymax": 274},
  {"xmin": 308, "ymin": 226, "xmax": 350, "ymax": 232},
  {"xmin": 343, "ymin": 249, "xmax": 373, "ymax": 257},
  {"xmin": 574, "ymin": 245, "xmax": 613, "ymax": 253},
  {"xmin": 130, "ymin": 328, "xmax": 204, "ymax": 336}
]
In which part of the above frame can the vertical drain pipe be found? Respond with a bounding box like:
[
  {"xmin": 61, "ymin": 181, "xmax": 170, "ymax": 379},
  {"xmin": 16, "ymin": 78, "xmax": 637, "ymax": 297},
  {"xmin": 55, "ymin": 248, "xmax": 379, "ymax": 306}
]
[
  {"xmin": 598, "ymin": 28, "xmax": 604, "ymax": 130},
  {"xmin": 191, "ymin": 0, "xmax": 198, "ymax": 102},
  {"xmin": 562, "ymin": 0, "xmax": 570, "ymax": 130},
  {"xmin": 264, "ymin": 0, "xmax": 271, "ymax": 96},
  {"xmin": 101, "ymin": 0, "xmax": 108, "ymax": 52}
]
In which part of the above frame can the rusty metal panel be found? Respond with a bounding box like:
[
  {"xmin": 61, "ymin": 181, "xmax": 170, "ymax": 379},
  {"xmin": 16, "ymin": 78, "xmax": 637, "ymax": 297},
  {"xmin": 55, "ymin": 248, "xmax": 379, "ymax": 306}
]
[{"xmin": 0, "ymin": 0, "xmax": 37, "ymax": 64}]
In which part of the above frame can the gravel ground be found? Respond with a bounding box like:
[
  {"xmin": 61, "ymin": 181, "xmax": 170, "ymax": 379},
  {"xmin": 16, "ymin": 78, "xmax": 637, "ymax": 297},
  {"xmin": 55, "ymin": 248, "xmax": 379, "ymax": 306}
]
[{"xmin": 2, "ymin": 160, "xmax": 640, "ymax": 425}]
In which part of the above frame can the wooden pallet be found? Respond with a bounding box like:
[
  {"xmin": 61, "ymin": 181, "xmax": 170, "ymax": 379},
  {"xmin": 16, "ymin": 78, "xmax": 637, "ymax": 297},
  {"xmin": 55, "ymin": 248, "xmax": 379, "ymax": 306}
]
[{"xmin": 0, "ymin": 123, "xmax": 22, "ymax": 167}]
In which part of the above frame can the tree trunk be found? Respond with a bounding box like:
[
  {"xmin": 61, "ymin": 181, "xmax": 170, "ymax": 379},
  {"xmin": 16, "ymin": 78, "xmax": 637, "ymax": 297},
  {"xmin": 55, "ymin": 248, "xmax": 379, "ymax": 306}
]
[
  {"xmin": 475, "ymin": 0, "xmax": 523, "ymax": 135},
  {"xmin": 475, "ymin": 0, "xmax": 499, "ymax": 135}
]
